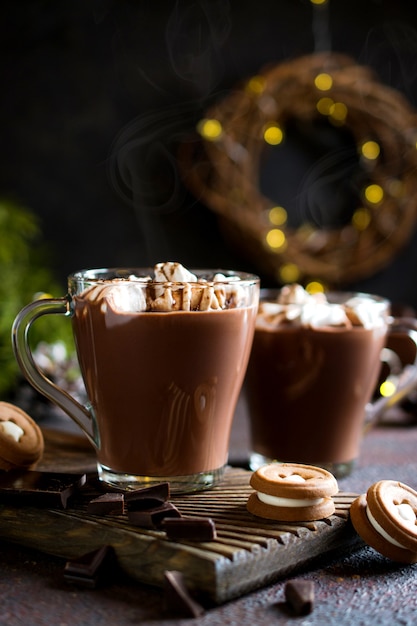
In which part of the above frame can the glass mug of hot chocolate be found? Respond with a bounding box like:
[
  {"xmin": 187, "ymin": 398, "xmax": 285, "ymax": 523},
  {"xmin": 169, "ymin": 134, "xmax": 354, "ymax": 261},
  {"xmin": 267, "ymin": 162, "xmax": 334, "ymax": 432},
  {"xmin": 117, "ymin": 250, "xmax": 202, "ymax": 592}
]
[
  {"xmin": 245, "ymin": 285, "xmax": 417, "ymax": 478},
  {"xmin": 12, "ymin": 262, "xmax": 259, "ymax": 492}
]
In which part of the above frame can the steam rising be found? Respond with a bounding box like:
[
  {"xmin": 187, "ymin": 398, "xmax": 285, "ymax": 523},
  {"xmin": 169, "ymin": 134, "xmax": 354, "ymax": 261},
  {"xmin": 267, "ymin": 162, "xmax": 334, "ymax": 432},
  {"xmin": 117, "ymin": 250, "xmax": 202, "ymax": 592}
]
[{"xmin": 107, "ymin": 1, "xmax": 232, "ymax": 264}]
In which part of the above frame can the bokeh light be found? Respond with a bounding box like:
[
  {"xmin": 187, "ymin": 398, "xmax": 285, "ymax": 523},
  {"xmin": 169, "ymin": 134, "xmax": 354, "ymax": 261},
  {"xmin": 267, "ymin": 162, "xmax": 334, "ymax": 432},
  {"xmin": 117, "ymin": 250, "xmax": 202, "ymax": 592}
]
[
  {"xmin": 306, "ymin": 281, "xmax": 325, "ymax": 294},
  {"xmin": 264, "ymin": 124, "xmax": 284, "ymax": 145},
  {"xmin": 364, "ymin": 183, "xmax": 384, "ymax": 204},
  {"xmin": 314, "ymin": 73, "xmax": 333, "ymax": 91},
  {"xmin": 380, "ymin": 380, "xmax": 396, "ymax": 397},
  {"xmin": 279, "ymin": 263, "xmax": 301, "ymax": 283},
  {"xmin": 352, "ymin": 208, "xmax": 371, "ymax": 231},
  {"xmin": 269, "ymin": 206, "xmax": 288, "ymax": 226},
  {"xmin": 246, "ymin": 75, "xmax": 266, "ymax": 95},
  {"xmin": 361, "ymin": 140, "xmax": 380, "ymax": 160},
  {"xmin": 266, "ymin": 228, "xmax": 286, "ymax": 250},
  {"xmin": 317, "ymin": 97, "xmax": 334, "ymax": 115},
  {"xmin": 329, "ymin": 102, "xmax": 348, "ymax": 122},
  {"xmin": 197, "ymin": 118, "xmax": 223, "ymax": 141}
]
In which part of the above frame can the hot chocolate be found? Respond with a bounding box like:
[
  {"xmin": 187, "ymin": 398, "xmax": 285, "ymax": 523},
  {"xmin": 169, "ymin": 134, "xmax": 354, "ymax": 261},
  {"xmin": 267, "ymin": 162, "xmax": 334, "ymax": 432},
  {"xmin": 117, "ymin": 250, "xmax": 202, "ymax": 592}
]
[
  {"xmin": 245, "ymin": 285, "xmax": 388, "ymax": 476},
  {"xmin": 69, "ymin": 263, "xmax": 259, "ymax": 489}
]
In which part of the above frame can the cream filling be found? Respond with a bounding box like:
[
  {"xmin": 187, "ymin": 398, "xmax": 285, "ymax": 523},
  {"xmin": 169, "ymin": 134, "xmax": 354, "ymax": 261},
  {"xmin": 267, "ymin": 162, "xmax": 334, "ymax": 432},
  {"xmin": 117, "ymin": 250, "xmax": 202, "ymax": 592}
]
[
  {"xmin": 366, "ymin": 505, "xmax": 409, "ymax": 549},
  {"xmin": 257, "ymin": 491, "xmax": 324, "ymax": 508},
  {"xmin": 0, "ymin": 420, "xmax": 24, "ymax": 443}
]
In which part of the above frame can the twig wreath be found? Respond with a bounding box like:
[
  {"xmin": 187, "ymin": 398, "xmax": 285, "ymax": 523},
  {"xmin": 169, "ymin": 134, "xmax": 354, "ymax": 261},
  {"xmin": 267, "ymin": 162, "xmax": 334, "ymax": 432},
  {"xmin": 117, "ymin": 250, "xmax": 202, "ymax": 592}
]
[{"xmin": 178, "ymin": 52, "xmax": 417, "ymax": 287}]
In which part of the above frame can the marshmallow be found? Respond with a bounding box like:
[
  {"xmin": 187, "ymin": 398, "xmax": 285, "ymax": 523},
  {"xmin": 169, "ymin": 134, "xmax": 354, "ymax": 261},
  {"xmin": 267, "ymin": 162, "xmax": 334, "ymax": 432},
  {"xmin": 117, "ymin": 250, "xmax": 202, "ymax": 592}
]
[
  {"xmin": 106, "ymin": 283, "xmax": 147, "ymax": 313},
  {"xmin": 258, "ymin": 284, "xmax": 385, "ymax": 330},
  {"xmin": 154, "ymin": 262, "xmax": 197, "ymax": 283},
  {"xmin": 80, "ymin": 263, "xmax": 249, "ymax": 313},
  {"xmin": 301, "ymin": 302, "xmax": 350, "ymax": 328},
  {"xmin": 345, "ymin": 296, "xmax": 385, "ymax": 329}
]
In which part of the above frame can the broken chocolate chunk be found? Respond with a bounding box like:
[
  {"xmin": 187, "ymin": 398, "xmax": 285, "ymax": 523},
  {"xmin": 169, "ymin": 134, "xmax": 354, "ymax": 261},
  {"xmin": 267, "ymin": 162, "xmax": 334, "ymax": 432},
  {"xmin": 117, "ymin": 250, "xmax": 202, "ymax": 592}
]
[
  {"xmin": 285, "ymin": 579, "xmax": 314, "ymax": 615},
  {"xmin": 124, "ymin": 482, "xmax": 170, "ymax": 511},
  {"xmin": 87, "ymin": 492, "xmax": 124, "ymax": 516},
  {"xmin": 161, "ymin": 517, "xmax": 217, "ymax": 542},
  {"xmin": 64, "ymin": 545, "xmax": 116, "ymax": 588},
  {"xmin": 127, "ymin": 501, "xmax": 181, "ymax": 528},
  {"xmin": 0, "ymin": 470, "xmax": 86, "ymax": 509},
  {"xmin": 164, "ymin": 570, "xmax": 204, "ymax": 618}
]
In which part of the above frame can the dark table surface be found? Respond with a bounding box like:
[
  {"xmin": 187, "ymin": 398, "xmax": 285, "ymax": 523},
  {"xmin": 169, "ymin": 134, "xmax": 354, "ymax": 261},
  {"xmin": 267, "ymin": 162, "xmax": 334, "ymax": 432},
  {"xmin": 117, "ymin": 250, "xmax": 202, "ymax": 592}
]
[{"xmin": 1, "ymin": 396, "xmax": 417, "ymax": 626}]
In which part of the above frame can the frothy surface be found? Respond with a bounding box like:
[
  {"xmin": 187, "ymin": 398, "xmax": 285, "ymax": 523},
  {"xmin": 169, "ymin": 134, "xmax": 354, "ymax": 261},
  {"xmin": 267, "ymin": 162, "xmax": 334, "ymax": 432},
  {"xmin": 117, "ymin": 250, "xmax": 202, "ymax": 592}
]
[
  {"xmin": 80, "ymin": 262, "xmax": 248, "ymax": 313},
  {"xmin": 257, "ymin": 284, "xmax": 387, "ymax": 330}
]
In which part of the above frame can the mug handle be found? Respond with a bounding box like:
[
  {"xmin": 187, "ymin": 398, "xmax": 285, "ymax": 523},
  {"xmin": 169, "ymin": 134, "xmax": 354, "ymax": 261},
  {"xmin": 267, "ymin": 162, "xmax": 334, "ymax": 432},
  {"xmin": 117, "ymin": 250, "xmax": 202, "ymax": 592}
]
[
  {"xmin": 11, "ymin": 297, "xmax": 99, "ymax": 448},
  {"xmin": 365, "ymin": 316, "xmax": 417, "ymax": 430}
]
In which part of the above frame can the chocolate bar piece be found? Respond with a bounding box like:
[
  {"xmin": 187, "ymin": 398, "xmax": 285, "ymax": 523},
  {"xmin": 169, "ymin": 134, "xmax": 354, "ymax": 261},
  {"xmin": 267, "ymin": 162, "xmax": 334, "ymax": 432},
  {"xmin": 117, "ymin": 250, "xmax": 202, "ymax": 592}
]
[
  {"xmin": 127, "ymin": 501, "xmax": 181, "ymax": 528},
  {"xmin": 87, "ymin": 492, "xmax": 124, "ymax": 516},
  {"xmin": 64, "ymin": 545, "xmax": 116, "ymax": 588},
  {"xmin": 164, "ymin": 570, "xmax": 204, "ymax": 618},
  {"xmin": 161, "ymin": 517, "xmax": 217, "ymax": 541},
  {"xmin": 124, "ymin": 482, "xmax": 170, "ymax": 511},
  {"xmin": 0, "ymin": 470, "xmax": 86, "ymax": 509},
  {"xmin": 285, "ymin": 580, "xmax": 315, "ymax": 615}
]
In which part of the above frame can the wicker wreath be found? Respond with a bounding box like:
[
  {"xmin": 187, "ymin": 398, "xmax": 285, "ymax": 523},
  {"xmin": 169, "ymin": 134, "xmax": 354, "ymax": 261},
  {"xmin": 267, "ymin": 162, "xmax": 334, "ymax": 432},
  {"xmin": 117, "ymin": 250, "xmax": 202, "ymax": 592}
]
[{"xmin": 178, "ymin": 52, "xmax": 417, "ymax": 287}]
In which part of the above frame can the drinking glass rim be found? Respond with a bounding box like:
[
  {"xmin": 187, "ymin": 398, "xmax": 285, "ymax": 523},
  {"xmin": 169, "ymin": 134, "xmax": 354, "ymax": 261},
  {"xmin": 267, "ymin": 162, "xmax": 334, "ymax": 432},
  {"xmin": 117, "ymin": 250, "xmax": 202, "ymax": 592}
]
[
  {"xmin": 69, "ymin": 267, "xmax": 260, "ymax": 285},
  {"xmin": 259, "ymin": 287, "xmax": 390, "ymax": 307}
]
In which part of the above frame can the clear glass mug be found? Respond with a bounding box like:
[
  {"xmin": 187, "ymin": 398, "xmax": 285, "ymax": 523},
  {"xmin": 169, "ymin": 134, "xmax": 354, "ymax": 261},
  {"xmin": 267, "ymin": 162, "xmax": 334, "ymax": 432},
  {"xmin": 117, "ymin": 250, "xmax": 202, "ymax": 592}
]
[
  {"xmin": 244, "ymin": 289, "xmax": 417, "ymax": 478},
  {"xmin": 12, "ymin": 268, "xmax": 260, "ymax": 492}
]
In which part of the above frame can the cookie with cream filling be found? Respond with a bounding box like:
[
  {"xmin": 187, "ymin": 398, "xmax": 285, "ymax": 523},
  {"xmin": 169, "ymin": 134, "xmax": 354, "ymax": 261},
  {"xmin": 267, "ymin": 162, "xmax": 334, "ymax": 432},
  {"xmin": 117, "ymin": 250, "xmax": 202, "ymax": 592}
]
[
  {"xmin": 0, "ymin": 402, "xmax": 44, "ymax": 471},
  {"xmin": 247, "ymin": 462, "xmax": 338, "ymax": 521},
  {"xmin": 350, "ymin": 480, "xmax": 417, "ymax": 563}
]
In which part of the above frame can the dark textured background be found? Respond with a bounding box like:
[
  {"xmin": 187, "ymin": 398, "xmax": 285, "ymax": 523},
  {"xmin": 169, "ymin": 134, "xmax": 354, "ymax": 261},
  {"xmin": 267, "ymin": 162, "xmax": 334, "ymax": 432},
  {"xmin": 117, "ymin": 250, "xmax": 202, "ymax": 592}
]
[{"xmin": 2, "ymin": 0, "xmax": 417, "ymax": 307}]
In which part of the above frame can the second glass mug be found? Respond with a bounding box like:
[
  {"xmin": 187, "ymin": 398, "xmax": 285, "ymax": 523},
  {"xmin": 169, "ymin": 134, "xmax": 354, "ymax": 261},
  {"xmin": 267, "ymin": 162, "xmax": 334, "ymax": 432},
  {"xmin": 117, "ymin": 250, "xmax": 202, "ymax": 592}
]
[
  {"xmin": 245, "ymin": 289, "xmax": 417, "ymax": 478},
  {"xmin": 12, "ymin": 267, "xmax": 260, "ymax": 492}
]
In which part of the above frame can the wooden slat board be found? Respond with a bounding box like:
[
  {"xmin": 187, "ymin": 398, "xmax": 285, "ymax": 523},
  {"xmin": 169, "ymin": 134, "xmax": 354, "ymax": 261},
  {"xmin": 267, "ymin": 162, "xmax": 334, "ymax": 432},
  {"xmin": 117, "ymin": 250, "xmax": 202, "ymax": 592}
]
[{"xmin": 0, "ymin": 463, "xmax": 362, "ymax": 604}]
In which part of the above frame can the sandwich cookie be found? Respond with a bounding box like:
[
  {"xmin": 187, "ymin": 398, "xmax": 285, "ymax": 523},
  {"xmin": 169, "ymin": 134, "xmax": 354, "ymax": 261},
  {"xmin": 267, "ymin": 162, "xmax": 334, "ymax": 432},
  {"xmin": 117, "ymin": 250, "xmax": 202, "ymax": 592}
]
[
  {"xmin": 247, "ymin": 463, "xmax": 338, "ymax": 521},
  {"xmin": 0, "ymin": 402, "xmax": 44, "ymax": 471},
  {"xmin": 350, "ymin": 480, "xmax": 417, "ymax": 563}
]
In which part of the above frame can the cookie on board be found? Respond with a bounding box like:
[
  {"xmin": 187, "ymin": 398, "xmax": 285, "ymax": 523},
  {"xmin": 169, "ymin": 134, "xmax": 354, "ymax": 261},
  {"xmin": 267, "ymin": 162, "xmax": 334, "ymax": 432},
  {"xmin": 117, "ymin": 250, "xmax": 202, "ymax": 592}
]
[
  {"xmin": 247, "ymin": 462, "xmax": 338, "ymax": 522},
  {"xmin": 350, "ymin": 480, "xmax": 417, "ymax": 563},
  {"xmin": 0, "ymin": 401, "xmax": 44, "ymax": 471}
]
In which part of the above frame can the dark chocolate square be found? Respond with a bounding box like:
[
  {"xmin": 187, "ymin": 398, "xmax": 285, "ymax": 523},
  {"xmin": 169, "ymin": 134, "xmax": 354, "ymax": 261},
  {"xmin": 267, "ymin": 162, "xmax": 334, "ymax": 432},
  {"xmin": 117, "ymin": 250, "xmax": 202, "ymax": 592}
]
[{"xmin": 0, "ymin": 470, "xmax": 87, "ymax": 509}]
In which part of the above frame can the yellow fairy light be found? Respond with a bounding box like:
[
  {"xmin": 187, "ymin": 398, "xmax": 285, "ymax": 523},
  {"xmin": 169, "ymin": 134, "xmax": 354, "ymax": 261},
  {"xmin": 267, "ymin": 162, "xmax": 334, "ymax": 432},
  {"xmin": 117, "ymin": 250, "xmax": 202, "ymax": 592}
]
[
  {"xmin": 361, "ymin": 140, "xmax": 380, "ymax": 160},
  {"xmin": 306, "ymin": 281, "xmax": 325, "ymax": 294},
  {"xmin": 314, "ymin": 73, "xmax": 333, "ymax": 91},
  {"xmin": 279, "ymin": 263, "xmax": 301, "ymax": 283},
  {"xmin": 329, "ymin": 102, "xmax": 348, "ymax": 122},
  {"xmin": 352, "ymin": 208, "xmax": 371, "ymax": 231},
  {"xmin": 266, "ymin": 228, "xmax": 286, "ymax": 250},
  {"xmin": 310, "ymin": 0, "xmax": 328, "ymax": 5},
  {"xmin": 197, "ymin": 118, "xmax": 223, "ymax": 141},
  {"xmin": 380, "ymin": 380, "xmax": 396, "ymax": 397},
  {"xmin": 316, "ymin": 97, "xmax": 334, "ymax": 115},
  {"xmin": 364, "ymin": 183, "xmax": 384, "ymax": 204},
  {"xmin": 264, "ymin": 124, "xmax": 284, "ymax": 145},
  {"xmin": 246, "ymin": 75, "xmax": 266, "ymax": 95},
  {"xmin": 269, "ymin": 205, "xmax": 287, "ymax": 226}
]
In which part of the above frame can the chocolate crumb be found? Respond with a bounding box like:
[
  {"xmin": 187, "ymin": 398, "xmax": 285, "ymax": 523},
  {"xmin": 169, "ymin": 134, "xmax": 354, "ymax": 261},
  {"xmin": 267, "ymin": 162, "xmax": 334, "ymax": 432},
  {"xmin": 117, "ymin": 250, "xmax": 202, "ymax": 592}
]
[
  {"xmin": 64, "ymin": 545, "xmax": 116, "ymax": 588},
  {"xmin": 285, "ymin": 579, "xmax": 314, "ymax": 615},
  {"xmin": 161, "ymin": 517, "xmax": 217, "ymax": 541},
  {"xmin": 164, "ymin": 570, "xmax": 205, "ymax": 618}
]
